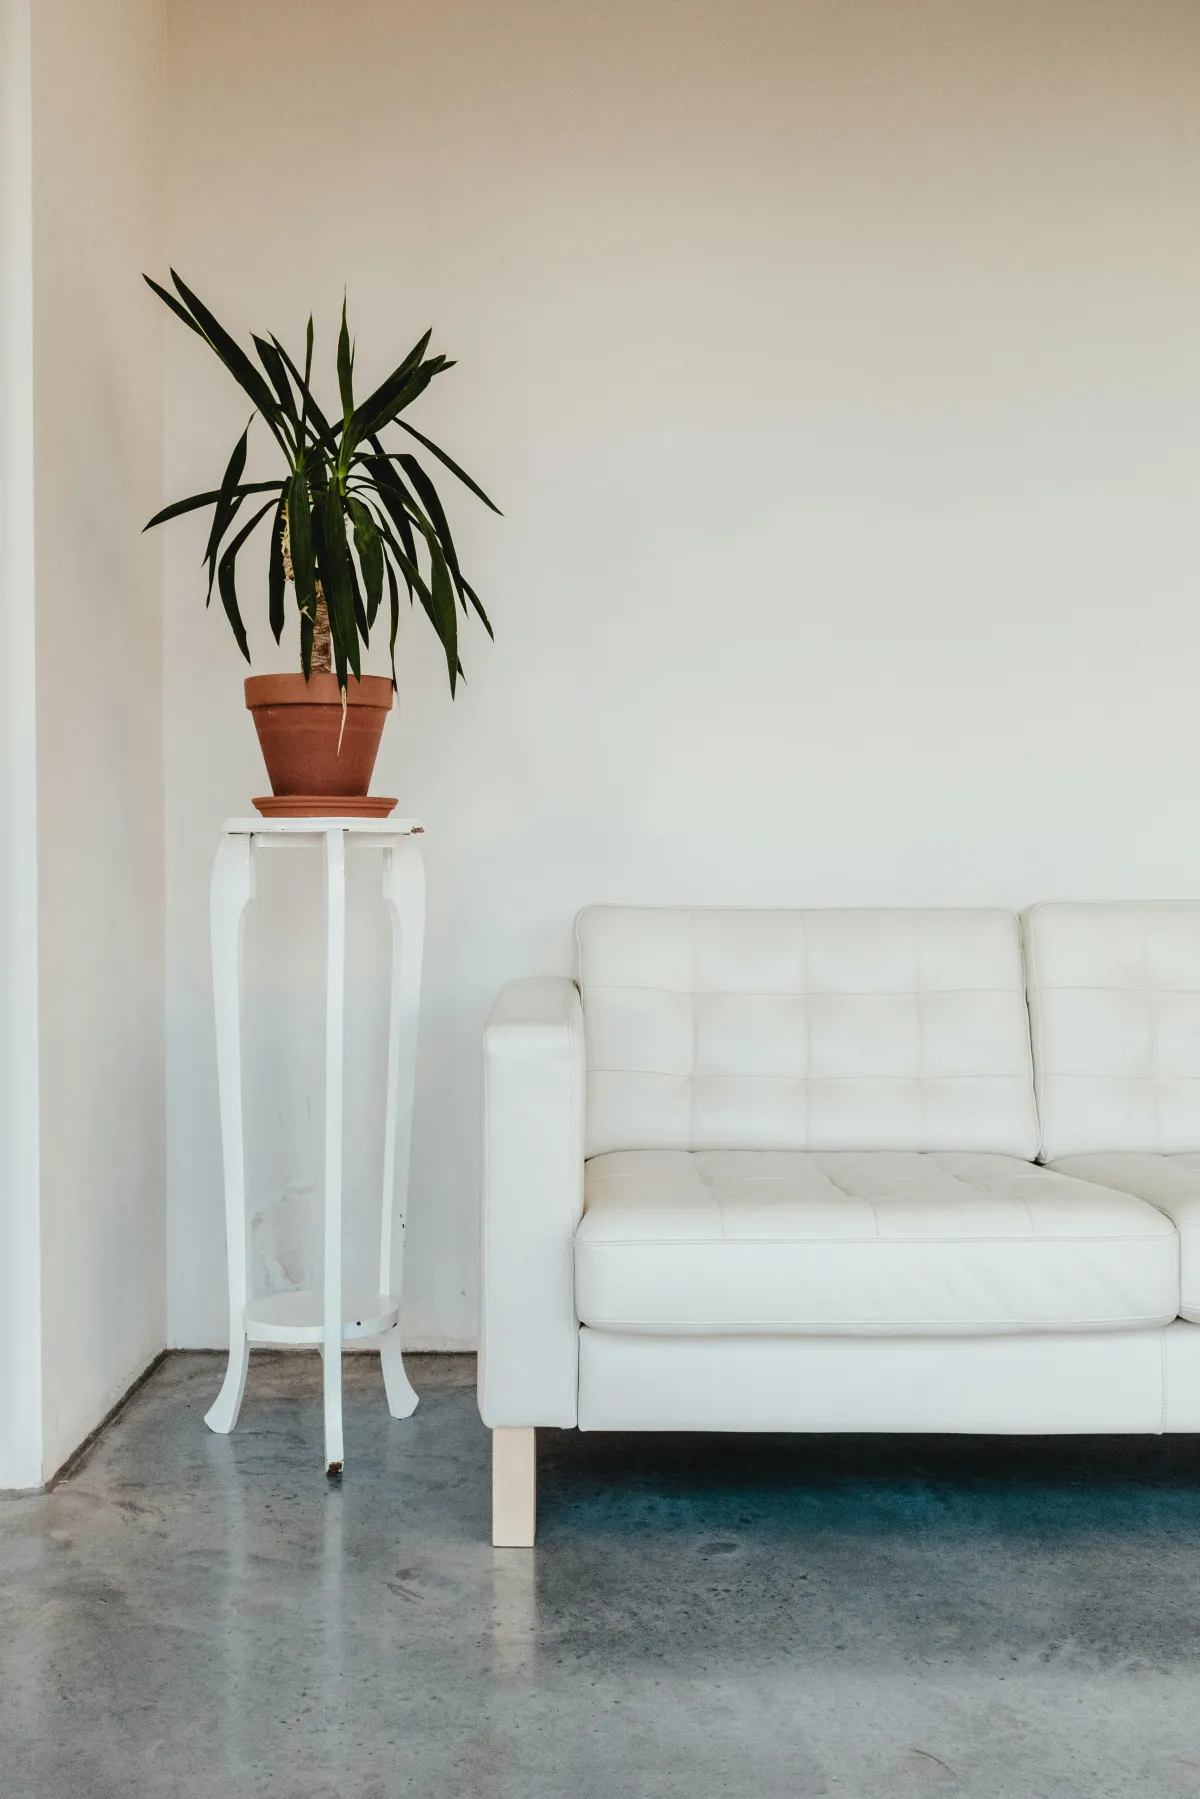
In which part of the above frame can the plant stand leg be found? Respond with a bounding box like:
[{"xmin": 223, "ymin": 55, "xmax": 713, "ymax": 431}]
[
  {"xmin": 322, "ymin": 827, "xmax": 346, "ymax": 1477},
  {"xmin": 206, "ymin": 834, "xmax": 255, "ymax": 1435},
  {"xmin": 492, "ymin": 1428, "xmax": 536, "ymax": 1547},
  {"xmin": 380, "ymin": 1325, "xmax": 418, "ymax": 1420},
  {"xmin": 379, "ymin": 838, "xmax": 425, "ymax": 1421}
]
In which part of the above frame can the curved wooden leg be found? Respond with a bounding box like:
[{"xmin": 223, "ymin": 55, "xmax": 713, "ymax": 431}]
[{"xmin": 205, "ymin": 833, "xmax": 254, "ymax": 1435}]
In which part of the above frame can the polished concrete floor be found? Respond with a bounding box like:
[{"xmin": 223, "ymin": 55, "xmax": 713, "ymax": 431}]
[{"xmin": 4, "ymin": 1354, "xmax": 1200, "ymax": 1798}]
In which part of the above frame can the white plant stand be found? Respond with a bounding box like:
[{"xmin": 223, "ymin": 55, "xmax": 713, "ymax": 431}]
[{"xmin": 204, "ymin": 815, "xmax": 426, "ymax": 1475}]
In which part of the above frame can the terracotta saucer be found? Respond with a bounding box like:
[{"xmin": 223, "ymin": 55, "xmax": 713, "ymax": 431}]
[{"xmin": 253, "ymin": 795, "xmax": 398, "ymax": 819}]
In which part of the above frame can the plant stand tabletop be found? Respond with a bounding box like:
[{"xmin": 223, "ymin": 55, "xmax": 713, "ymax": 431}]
[{"xmin": 205, "ymin": 815, "xmax": 425, "ymax": 1476}]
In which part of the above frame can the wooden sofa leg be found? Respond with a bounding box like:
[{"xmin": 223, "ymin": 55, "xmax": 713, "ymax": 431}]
[{"xmin": 492, "ymin": 1427, "xmax": 536, "ymax": 1547}]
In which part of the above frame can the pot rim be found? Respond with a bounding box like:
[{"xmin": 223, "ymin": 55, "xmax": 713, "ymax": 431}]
[{"xmin": 244, "ymin": 672, "xmax": 394, "ymax": 709}]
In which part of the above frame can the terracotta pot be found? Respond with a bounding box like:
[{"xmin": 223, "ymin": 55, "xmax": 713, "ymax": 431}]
[{"xmin": 245, "ymin": 673, "xmax": 396, "ymax": 816}]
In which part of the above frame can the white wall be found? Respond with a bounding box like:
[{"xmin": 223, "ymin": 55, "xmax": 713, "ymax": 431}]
[
  {"xmin": 0, "ymin": 0, "xmax": 43, "ymax": 1489},
  {"xmin": 29, "ymin": 0, "xmax": 166, "ymax": 1474},
  {"xmin": 164, "ymin": 0, "xmax": 1200, "ymax": 1349}
]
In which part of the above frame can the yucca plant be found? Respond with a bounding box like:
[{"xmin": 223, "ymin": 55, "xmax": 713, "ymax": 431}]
[{"xmin": 144, "ymin": 270, "xmax": 498, "ymax": 694}]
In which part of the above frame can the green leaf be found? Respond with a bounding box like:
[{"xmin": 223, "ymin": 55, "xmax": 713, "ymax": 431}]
[
  {"xmin": 253, "ymin": 335, "xmax": 300, "ymax": 435},
  {"xmin": 461, "ymin": 578, "xmax": 494, "ymax": 640},
  {"xmin": 337, "ymin": 297, "xmax": 354, "ymax": 422},
  {"xmin": 346, "ymin": 350, "xmax": 448, "ymax": 447},
  {"xmin": 272, "ymin": 326, "xmax": 334, "ymax": 447},
  {"xmin": 204, "ymin": 499, "xmax": 243, "ymax": 604},
  {"xmin": 169, "ymin": 270, "xmax": 285, "ymax": 431},
  {"xmin": 353, "ymin": 358, "xmax": 448, "ymax": 441},
  {"xmin": 373, "ymin": 495, "xmax": 459, "ymax": 692},
  {"xmin": 143, "ymin": 480, "xmax": 283, "ymax": 531},
  {"xmin": 345, "ymin": 329, "xmax": 431, "ymax": 446},
  {"xmin": 364, "ymin": 462, "xmax": 437, "ymax": 576},
  {"xmin": 367, "ymin": 450, "xmax": 493, "ymax": 648},
  {"xmin": 395, "ymin": 420, "xmax": 501, "ymax": 513},
  {"xmin": 346, "ymin": 550, "xmax": 369, "ymax": 642},
  {"xmin": 203, "ymin": 425, "xmax": 251, "ymax": 600},
  {"xmin": 385, "ymin": 556, "xmax": 400, "ymax": 688},
  {"xmin": 397, "ymin": 451, "xmax": 470, "ymax": 603},
  {"xmin": 379, "ymin": 534, "xmax": 451, "ymax": 669},
  {"xmin": 268, "ymin": 494, "xmax": 287, "ymax": 644},
  {"xmin": 144, "ymin": 274, "xmax": 208, "ymax": 341},
  {"xmin": 314, "ymin": 490, "xmax": 361, "ymax": 680},
  {"xmin": 367, "ymin": 502, "xmax": 435, "ymax": 614},
  {"xmin": 363, "ymin": 447, "xmax": 421, "ymax": 566},
  {"xmin": 287, "ymin": 469, "xmax": 315, "ymax": 609},
  {"xmin": 346, "ymin": 497, "xmax": 384, "ymax": 629},
  {"xmin": 216, "ymin": 499, "xmax": 276, "ymax": 663},
  {"xmin": 428, "ymin": 535, "xmax": 458, "ymax": 695}
]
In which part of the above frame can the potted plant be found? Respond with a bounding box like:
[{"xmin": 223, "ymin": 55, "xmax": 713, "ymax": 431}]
[{"xmin": 144, "ymin": 271, "xmax": 498, "ymax": 815}]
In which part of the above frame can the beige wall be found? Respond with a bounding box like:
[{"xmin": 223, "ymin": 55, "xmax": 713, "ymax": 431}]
[
  {"xmin": 0, "ymin": 0, "xmax": 42, "ymax": 1488},
  {"xmin": 32, "ymin": 0, "xmax": 166, "ymax": 1471},
  {"xmin": 165, "ymin": 0, "xmax": 1200, "ymax": 1347}
]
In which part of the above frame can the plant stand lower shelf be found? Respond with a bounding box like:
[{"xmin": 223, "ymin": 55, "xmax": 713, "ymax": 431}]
[
  {"xmin": 243, "ymin": 1291, "xmax": 400, "ymax": 1345},
  {"xmin": 204, "ymin": 815, "xmax": 426, "ymax": 1475}
]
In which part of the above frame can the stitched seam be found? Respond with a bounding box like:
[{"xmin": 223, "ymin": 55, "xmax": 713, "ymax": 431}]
[
  {"xmin": 578, "ymin": 1311, "xmax": 1178, "ymax": 1328},
  {"xmin": 587, "ymin": 1068, "xmax": 1031, "ymax": 1081},
  {"xmin": 812, "ymin": 1154, "xmax": 859, "ymax": 1212},
  {"xmin": 590, "ymin": 1171, "xmax": 1045, "ymax": 1187},
  {"xmin": 577, "ymin": 1233, "xmax": 1177, "ymax": 1247},
  {"xmin": 588, "ymin": 1161, "xmax": 1040, "ymax": 1181},
  {"xmin": 945, "ymin": 1142, "xmax": 1042, "ymax": 1234},
  {"xmin": 1040, "ymin": 1075, "xmax": 1200, "ymax": 1084},
  {"xmin": 1159, "ymin": 1325, "xmax": 1168, "ymax": 1431},
  {"xmin": 582, "ymin": 981, "xmax": 1022, "ymax": 996},
  {"xmin": 1027, "ymin": 985, "xmax": 1200, "ymax": 994},
  {"xmin": 699, "ymin": 1153, "xmax": 728, "ymax": 1244}
]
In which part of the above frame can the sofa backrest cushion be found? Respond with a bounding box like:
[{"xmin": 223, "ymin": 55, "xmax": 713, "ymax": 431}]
[
  {"xmin": 1026, "ymin": 901, "xmax": 1200, "ymax": 1158},
  {"xmin": 576, "ymin": 907, "xmax": 1038, "ymax": 1159}
]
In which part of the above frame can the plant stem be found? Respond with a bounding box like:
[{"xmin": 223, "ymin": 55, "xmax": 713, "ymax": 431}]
[
  {"xmin": 311, "ymin": 587, "xmax": 333, "ymax": 674},
  {"xmin": 281, "ymin": 509, "xmax": 333, "ymax": 675}
]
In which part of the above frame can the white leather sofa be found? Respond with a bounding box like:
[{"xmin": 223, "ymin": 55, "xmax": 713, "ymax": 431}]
[{"xmin": 479, "ymin": 903, "xmax": 1200, "ymax": 1545}]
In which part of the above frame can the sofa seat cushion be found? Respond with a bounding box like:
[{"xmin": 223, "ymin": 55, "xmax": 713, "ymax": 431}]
[
  {"xmin": 1050, "ymin": 1153, "xmax": 1200, "ymax": 1323},
  {"xmin": 574, "ymin": 1150, "xmax": 1179, "ymax": 1335}
]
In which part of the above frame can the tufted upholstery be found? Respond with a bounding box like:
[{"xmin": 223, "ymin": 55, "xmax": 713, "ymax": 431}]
[
  {"xmin": 1050, "ymin": 1152, "xmax": 1200, "ymax": 1322},
  {"xmin": 1025, "ymin": 902, "xmax": 1200, "ymax": 1159},
  {"xmin": 577, "ymin": 907, "xmax": 1039, "ymax": 1159},
  {"xmin": 575, "ymin": 1149, "xmax": 1178, "ymax": 1335},
  {"xmin": 480, "ymin": 905, "xmax": 1200, "ymax": 1499}
]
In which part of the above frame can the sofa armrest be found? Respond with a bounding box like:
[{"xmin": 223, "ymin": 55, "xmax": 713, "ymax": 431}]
[{"xmin": 478, "ymin": 977, "xmax": 585, "ymax": 1428}]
